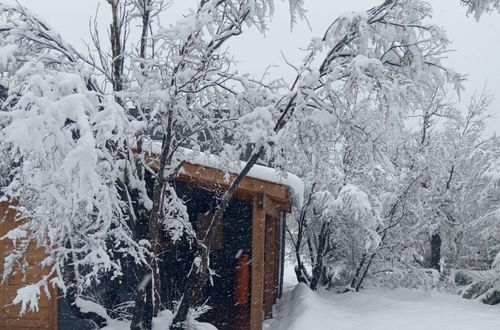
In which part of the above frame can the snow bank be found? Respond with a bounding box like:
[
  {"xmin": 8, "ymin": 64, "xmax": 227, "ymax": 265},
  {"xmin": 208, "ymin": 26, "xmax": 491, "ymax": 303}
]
[
  {"xmin": 143, "ymin": 141, "xmax": 305, "ymax": 208},
  {"xmin": 264, "ymin": 283, "xmax": 330, "ymax": 330},
  {"xmin": 267, "ymin": 285, "xmax": 500, "ymax": 330}
]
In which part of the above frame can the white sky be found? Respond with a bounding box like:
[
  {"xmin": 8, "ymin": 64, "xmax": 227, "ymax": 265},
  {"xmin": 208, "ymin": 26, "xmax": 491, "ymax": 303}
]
[{"xmin": 5, "ymin": 0, "xmax": 500, "ymax": 133}]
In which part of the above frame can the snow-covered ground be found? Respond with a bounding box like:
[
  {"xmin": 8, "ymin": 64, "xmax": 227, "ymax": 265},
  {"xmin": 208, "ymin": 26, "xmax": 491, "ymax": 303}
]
[
  {"xmin": 267, "ymin": 282, "xmax": 500, "ymax": 330},
  {"xmin": 101, "ymin": 310, "xmax": 217, "ymax": 330},
  {"xmin": 264, "ymin": 263, "xmax": 500, "ymax": 330},
  {"xmin": 101, "ymin": 264, "xmax": 500, "ymax": 330}
]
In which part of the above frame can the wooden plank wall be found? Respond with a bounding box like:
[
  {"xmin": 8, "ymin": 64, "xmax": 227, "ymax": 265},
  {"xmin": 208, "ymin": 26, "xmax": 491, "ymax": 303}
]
[{"xmin": 0, "ymin": 202, "xmax": 57, "ymax": 330}]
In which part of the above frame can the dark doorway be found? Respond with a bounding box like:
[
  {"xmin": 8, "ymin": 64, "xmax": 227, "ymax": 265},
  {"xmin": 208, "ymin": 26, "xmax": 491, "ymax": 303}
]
[{"xmin": 163, "ymin": 182, "xmax": 253, "ymax": 329}]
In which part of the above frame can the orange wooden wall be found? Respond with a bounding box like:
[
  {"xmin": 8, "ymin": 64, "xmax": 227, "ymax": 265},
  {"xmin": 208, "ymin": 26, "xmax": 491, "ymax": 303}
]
[{"xmin": 0, "ymin": 202, "xmax": 57, "ymax": 330}]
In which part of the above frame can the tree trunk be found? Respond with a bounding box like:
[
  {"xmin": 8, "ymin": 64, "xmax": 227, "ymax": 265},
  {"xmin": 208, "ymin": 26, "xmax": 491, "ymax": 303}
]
[
  {"xmin": 130, "ymin": 271, "xmax": 153, "ymax": 330},
  {"xmin": 294, "ymin": 263, "xmax": 311, "ymax": 286},
  {"xmin": 170, "ymin": 245, "xmax": 209, "ymax": 329},
  {"xmin": 128, "ymin": 182, "xmax": 155, "ymax": 330},
  {"xmin": 430, "ymin": 232, "xmax": 442, "ymax": 272},
  {"xmin": 350, "ymin": 251, "xmax": 367, "ymax": 289},
  {"xmin": 309, "ymin": 222, "xmax": 330, "ymax": 291},
  {"xmin": 109, "ymin": 1, "xmax": 124, "ymax": 96},
  {"xmin": 355, "ymin": 250, "xmax": 377, "ymax": 292}
]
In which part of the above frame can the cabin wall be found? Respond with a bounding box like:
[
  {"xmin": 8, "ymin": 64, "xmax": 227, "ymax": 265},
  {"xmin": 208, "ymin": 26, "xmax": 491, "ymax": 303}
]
[
  {"xmin": 0, "ymin": 202, "xmax": 58, "ymax": 330},
  {"xmin": 0, "ymin": 174, "xmax": 290, "ymax": 330}
]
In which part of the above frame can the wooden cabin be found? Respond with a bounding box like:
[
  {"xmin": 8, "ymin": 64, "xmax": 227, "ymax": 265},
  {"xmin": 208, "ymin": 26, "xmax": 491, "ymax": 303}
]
[{"xmin": 0, "ymin": 156, "xmax": 300, "ymax": 330}]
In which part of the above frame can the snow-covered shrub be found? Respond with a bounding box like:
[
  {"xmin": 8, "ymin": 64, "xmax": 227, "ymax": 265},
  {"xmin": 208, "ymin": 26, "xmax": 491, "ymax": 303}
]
[
  {"xmin": 454, "ymin": 270, "xmax": 474, "ymax": 286},
  {"xmin": 371, "ymin": 267, "xmax": 441, "ymax": 291}
]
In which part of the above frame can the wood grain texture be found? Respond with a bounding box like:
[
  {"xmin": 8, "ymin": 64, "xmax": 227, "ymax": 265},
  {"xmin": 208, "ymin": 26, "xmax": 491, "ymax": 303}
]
[
  {"xmin": 250, "ymin": 193, "xmax": 265, "ymax": 330},
  {"xmin": 263, "ymin": 196, "xmax": 280, "ymax": 318},
  {"xmin": 0, "ymin": 202, "xmax": 57, "ymax": 330}
]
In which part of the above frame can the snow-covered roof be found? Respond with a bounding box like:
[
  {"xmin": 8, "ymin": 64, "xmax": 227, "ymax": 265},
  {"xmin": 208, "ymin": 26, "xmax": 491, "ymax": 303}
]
[{"xmin": 143, "ymin": 141, "xmax": 304, "ymax": 209}]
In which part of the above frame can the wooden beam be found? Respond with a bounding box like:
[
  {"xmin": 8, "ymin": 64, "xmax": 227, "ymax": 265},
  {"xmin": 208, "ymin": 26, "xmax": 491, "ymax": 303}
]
[
  {"xmin": 250, "ymin": 193, "xmax": 265, "ymax": 330},
  {"xmin": 263, "ymin": 213, "xmax": 275, "ymax": 319},
  {"xmin": 263, "ymin": 195, "xmax": 280, "ymax": 219},
  {"xmin": 263, "ymin": 195, "xmax": 280, "ymax": 319},
  {"xmin": 273, "ymin": 212, "xmax": 280, "ymax": 305},
  {"xmin": 143, "ymin": 153, "xmax": 292, "ymax": 212}
]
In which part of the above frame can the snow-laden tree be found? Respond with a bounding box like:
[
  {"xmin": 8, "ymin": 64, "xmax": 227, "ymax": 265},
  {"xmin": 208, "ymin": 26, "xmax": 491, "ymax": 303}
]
[
  {"xmin": 0, "ymin": 1, "xmax": 304, "ymax": 329},
  {"xmin": 281, "ymin": 0, "xmax": 500, "ymax": 293},
  {"xmin": 461, "ymin": 0, "xmax": 500, "ymax": 19},
  {"xmin": 277, "ymin": 0, "xmax": 464, "ymax": 291},
  {"xmin": 348, "ymin": 89, "xmax": 500, "ymax": 290},
  {"xmin": 391, "ymin": 92, "xmax": 497, "ymax": 273}
]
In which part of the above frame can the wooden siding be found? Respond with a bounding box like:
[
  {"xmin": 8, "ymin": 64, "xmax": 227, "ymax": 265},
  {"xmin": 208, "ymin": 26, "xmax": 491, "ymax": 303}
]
[{"xmin": 0, "ymin": 202, "xmax": 58, "ymax": 330}]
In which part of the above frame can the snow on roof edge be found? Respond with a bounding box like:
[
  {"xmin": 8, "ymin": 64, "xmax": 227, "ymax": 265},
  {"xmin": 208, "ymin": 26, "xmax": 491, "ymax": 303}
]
[{"xmin": 143, "ymin": 141, "xmax": 304, "ymax": 209}]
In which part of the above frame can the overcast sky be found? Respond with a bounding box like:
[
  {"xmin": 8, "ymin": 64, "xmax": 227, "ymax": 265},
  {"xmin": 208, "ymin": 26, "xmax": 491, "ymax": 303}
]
[{"xmin": 5, "ymin": 0, "xmax": 500, "ymax": 133}]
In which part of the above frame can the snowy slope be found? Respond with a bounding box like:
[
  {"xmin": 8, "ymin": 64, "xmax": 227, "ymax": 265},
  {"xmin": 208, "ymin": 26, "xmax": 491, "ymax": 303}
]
[{"xmin": 266, "ymin": 284, "xmax": 500, "ymax": 330}]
